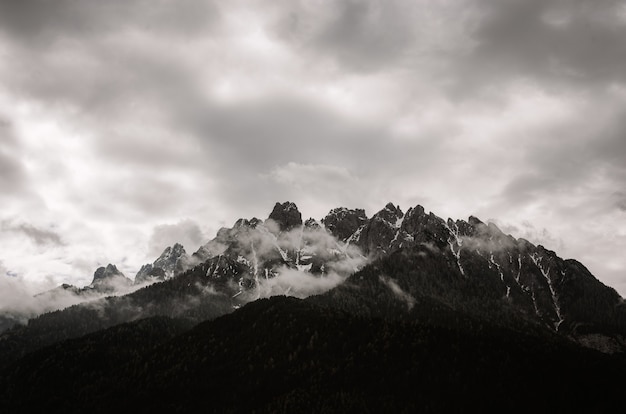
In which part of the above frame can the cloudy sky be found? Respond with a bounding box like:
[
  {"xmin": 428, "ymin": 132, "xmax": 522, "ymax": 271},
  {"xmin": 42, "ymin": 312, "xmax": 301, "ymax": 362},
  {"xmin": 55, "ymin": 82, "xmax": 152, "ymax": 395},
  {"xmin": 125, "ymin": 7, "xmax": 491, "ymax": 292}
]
[{"xmin": 1, "ymin": 0, "xmax": 625, "ymax": 296}]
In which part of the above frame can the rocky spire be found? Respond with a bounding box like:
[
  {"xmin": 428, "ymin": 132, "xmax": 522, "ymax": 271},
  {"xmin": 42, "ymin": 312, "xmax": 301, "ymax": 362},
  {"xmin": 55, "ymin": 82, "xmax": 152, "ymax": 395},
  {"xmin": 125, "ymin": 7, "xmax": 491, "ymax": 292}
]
[
  {"xmin": 90, "ymin": 264, "xmax": 132, "ymax": 292},
  {"xmin": 267, "ymin": 201, "xmax": 302, "ymax": 232}
]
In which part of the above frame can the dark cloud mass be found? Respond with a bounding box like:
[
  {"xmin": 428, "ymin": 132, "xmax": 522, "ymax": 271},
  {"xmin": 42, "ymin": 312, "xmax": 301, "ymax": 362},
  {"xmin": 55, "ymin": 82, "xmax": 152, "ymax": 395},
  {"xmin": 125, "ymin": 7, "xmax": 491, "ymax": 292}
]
[
  {"xmin": 288, "ymin": 0, "xmax": 415, "ymax": 71},
  {"xmin": 0, "ymin": 0, "xmax": 218, "ymax": 44},
  {"xmin": 0, "ymin": 0, "xmax": 625, "ymax": 296},
  {"xmin": 459, "ymin": 0, "xmax": 626, "ymax": 91}
]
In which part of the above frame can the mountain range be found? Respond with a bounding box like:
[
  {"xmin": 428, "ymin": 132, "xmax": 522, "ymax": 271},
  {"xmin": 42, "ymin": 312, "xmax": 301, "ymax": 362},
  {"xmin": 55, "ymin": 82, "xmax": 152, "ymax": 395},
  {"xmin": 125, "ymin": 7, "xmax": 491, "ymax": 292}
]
[{"xmin": 0, "ymin": 201, "xmax": 624, "ymax": 412}]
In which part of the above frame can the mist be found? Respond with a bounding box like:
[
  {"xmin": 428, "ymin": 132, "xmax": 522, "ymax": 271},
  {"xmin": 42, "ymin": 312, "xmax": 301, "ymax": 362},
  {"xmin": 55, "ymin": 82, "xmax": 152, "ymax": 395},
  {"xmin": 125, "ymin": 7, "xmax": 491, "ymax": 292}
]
[
  {"xmin": 257, "ymin": 267, "xmax": 347, "ymax": 299},
  {"xmin": 199, "ymin": 218, "xmax": 369, "ymax": 301},
  {"xmin": 0, "ymin": 272, "xmax": 155, "ymax": 332},
  {"xmin": 379, "ymin": 275, "xmax": 416, "ymax": 310}
]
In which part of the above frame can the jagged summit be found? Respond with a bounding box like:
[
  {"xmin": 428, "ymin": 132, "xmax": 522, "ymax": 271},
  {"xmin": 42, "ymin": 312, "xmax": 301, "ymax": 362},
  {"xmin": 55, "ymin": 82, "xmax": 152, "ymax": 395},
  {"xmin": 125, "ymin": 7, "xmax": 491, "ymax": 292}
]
[
  {"xmin": 161, "ymin": 243, "xmax": 186, "ymax": 259},
  {"xmin": 135, "ymin": 243, "xmax": 190, "ymax": 284},
  {"xmin": 346, "ymin": 203, "xmax": 404, "ymax": 256},
  {"xmin": 267, "ymin": 201, "xmax": 302, "ymax": 232},
  {"xmin": 376, "ymin": 203, "xmax": 404, "ymax": 224},
  {"xmin": 90, "ymin": 264, "xmax": 132, "ymax": 292},
  {"xmin": 468, "ymin": 215, "xmax": 484, "ymax": 226},
  {"xmin": 234, "ymin": 218, "xmax": 263, "ymax": 229},
  {"xmin": 304, "ymin": 218, "xmax": 321, "ymax": 229},
  {"xmin": 92, "ymin": 264, "xmax": 124, "ymax": 283},
  {"xmin": 322, "ymin": 207, "xmax": 368, "ymax": 242}
]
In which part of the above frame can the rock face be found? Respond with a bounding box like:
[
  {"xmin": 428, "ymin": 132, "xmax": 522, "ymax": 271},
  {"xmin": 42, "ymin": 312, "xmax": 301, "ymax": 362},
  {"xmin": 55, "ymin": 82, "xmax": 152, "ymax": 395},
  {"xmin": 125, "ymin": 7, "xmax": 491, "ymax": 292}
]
[
  {"xmin": 89, "ymin": 264, "xmax": 132, "ymax": 293},
  {"xmin": 322, "ymin": 207, "xmax": 368, "ymax": 242},
  {"xmin": 354, "ymin": 203, "xmax": 404, "ymax": 256},
  {"xmin": 187, "ymin": 202, "xmax": 366, "ymax": 300},
  {"xmin": 135, "ymin": 243, "xmax": 190, "ymax": 284},
  {"xmin": 267, "ymin": 202, "xmax": 302, "ymax": 232},
  {"xmin": 304, "ymin": 218, "xmax": 321, "ymax": 230}
]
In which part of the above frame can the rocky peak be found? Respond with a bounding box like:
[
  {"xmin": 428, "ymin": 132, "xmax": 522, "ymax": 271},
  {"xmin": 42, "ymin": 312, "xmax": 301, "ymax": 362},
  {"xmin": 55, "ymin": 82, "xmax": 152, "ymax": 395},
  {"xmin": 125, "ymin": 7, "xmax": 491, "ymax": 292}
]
[
  {"xmin": 136, "ymin": 243, "xmax": 190, "ymax": 284},
  {"xmin": 373, "ymin": 203, "xmax": 403, "ymax": 226},
  {"xmin": 233, "ymin": 217, "xmax": 263, "ymax": 230},
  {"xmin": 267, "ymin": 201, "xmax": 302, "ymax": 232},
  {"xmin": 322, "ymin": 207, "xmax": 368, "ymax": 241},
  {"xmin": 402, "ymin": 205, "xmax": 442, "ymax": 232},
  {"xmin": 92, "ymin": 264, "xmax": 124, "ymax": 283},
  {"xmin": 406, "ymin": 205, "xmax": 425, "ymax": 218},
  {"xmin": 170, "ymin": 243, "xmax": 185, "ymax": 257},
  {"xmin": 353, "ymin": 204, "xmax": 407, "ymax": 256},
  {"xmin": 152, "ymin": 244, "xmax": 186, "ymax": 269},
  {"xmin": 233, "ymin": 218, "xmax": 250, "ymax": 229},
  {"xmin": 90, "ymin": 264, "xmax": 132, "ymax": 292},
  {"xmin": 304, "ymin": 218, "xmax": 321, "ymax": 229}
]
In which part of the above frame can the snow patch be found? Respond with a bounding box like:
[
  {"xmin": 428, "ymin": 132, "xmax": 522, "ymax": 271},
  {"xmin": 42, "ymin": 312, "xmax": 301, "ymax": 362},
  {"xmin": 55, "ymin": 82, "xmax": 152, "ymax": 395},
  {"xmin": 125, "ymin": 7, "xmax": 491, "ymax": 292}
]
[
  {"xmin": 443, "ymin": 221, "xmax": 465, "ymax": 276},
  {"xmin": 489, "ymin": 253, "xmax": 509, "ymax": 298},
  {"xmin": 251, "ymin": 242, "xmax": 260, "ymax": 300},
  {"xmin": 394, "ymin": 216, "xmax": 404, "ymax": 228},
  {"xmin": 530, "ymin": 253, "xmax": 564, "ymax": 330}
]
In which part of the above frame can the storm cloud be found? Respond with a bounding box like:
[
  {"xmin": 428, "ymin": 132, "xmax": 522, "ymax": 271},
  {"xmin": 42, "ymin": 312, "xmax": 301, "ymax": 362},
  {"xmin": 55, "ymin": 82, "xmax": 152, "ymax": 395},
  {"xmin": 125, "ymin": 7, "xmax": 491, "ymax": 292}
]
[{"xmin": 0, "ymin": 0, "xmax": 625, "ymax": 296}]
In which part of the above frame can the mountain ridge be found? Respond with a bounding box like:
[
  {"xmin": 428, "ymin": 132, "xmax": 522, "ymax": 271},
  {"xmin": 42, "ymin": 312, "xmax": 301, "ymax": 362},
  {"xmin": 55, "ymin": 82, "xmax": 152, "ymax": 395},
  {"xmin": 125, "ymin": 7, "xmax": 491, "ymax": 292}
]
[
  {"xmin": 1, "ymin": 201, "xmax": 624, "ymax": 369},
  {"xmin": 1, "ymin": 200, "xmax": 625, "ymax": 411}
]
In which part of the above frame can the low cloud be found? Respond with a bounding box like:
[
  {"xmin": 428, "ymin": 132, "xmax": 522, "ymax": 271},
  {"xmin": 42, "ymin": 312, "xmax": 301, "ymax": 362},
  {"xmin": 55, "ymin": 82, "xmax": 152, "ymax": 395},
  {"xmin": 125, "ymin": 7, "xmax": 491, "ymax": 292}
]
[
  {"xmin": 0, "ymin": 271, "xmax": 156, "ymax": 332},
  {"xmin": 202, "ymin": 219, "xmax": 368, "ymax": 300},
  {"xmin": 379, "ymin": 275, "xmax": 415, "ymax": 310},
  {"xmin": 264, "ymin": 226, "xmax": 367, "ymax": 298},
  {"xmin": 492, "ymin": 220, "xmax": 563, "ymax": 251},
  {"xmin": 257, "ymin": 267, "xmax": 346, "ymax": 299},
  {"xmin": 0, "ymin": 274, "xmax": 84, "ymax": 328}
]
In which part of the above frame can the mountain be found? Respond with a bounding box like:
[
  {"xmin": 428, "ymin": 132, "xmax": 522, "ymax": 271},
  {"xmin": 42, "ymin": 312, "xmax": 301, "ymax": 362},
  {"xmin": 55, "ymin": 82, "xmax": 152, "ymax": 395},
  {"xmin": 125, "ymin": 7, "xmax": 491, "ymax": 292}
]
[
  {"xmin": 135, "ymin": 243, "xmax": 190, "ymax": 284},
  {"xmin": 0, "ymin": 263, "xmax": 235, "ymax": 369},
  {"xmin": 0, "ymin": 267, "xmax": 136, "ymax": 336},
  {"xmin": 36, "ymin": 264, "xmax": 134, "ymax": 299},
  {"xmin": 3, "ymin": 201, "xmax": 626, "ymax": 359},
  {"xmin": 88, "ymin": 264, "xmax": 133, "ymax": 293},
  {"xmin": 320, "ymin": 203, "xmax": 626, "ymax": 352},
  {"xmin": 267, "ymin": 201, "xmax": 303, "ymax": 232},
  {"xmin": 0, "ymin": 201, "xmax": 625, "ymax": 411},
  {"xmin": 0, "ymin": 202, "xmax": 364, "ymax": 367},
  {"xmin": 188, "ymin": 201, "xmax": 365, "ymax": 301},
  {"xmin": 321, "ymin": 206, "xmax": 368, "ymax": 241}
]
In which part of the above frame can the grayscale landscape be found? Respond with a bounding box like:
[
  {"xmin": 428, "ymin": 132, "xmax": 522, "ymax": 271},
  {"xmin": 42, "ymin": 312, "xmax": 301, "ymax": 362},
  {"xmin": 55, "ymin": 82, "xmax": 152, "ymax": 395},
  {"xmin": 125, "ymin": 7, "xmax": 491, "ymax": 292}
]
[{"xmin": 1, "ymin": 1, "xmax": 625, "ymax": 412}]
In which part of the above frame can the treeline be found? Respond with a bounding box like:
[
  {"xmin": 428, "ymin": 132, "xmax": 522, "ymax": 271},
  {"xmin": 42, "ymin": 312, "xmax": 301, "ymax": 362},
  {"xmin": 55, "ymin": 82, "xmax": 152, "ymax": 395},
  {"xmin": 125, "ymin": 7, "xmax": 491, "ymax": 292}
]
[{"xmin": 0, "ymin": 296, "xmax": 624, "ymax": 413}]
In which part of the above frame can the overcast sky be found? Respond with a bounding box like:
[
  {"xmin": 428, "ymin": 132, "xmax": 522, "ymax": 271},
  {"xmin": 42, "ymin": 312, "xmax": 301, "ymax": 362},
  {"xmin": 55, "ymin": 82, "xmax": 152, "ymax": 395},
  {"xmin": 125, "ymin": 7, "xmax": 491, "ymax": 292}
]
[{"xmin": 1, "ymin": 0, "xmax": 625, "ymax": 295}]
